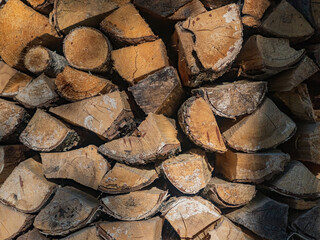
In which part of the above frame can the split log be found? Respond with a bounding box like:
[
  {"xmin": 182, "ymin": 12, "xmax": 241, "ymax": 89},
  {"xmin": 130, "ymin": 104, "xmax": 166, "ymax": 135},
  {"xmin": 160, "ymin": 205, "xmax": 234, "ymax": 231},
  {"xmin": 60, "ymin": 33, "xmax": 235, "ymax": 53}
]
[
  {"xmin": 0, "ymin": 158, "xmax": 57, "ymax": 213},
  {"xmin": 99, "ymin": 113, "xmax": 181, "ymax": 165},
  {"xmin": 168, "ymin": 0, "xmax": 206, "ymax": 21},
  {"xmin": 33, "ymin": 186, "xmax": 100, "ymax": 236},
  {"xmin": 178, "ymin": 97, "xmax": 227, "ymax": 153},
  {"xmin": 241, "ymin": 15, "xmax": 261, "ymax": 28},
  {"xmin": 111, "ymin": 39, "xmax": 169, "ymax": 84},
  {"xmin": 26, "ymin": 0, "xmax": 53, "ymax": 14},
  {"xmin": 14, "ymin": 74, "xmax": 59, "ymax": 108},
  {"xmin": 50, "ymin": 91, "xmax": 135, "ymax": 140},
  {"xmin": 98, "ymin": 162, "xmax": 158, "ymax": 194},
  {"xmin": 307, "ymin": 44, "xmax": 320, "ymax": 67},
  {"xmin": 19, "ymin": 109, "xmax": 79, "ymax": 152},
  {"xmin": 286, "ymin": 0, "xmax": 316, "ymax": 27},
  {"xmin": 128, "ymin": 66, "xmax": 184, "ymax": 117},
  {"xmin": 161, "ymin": 149, "xmax": 212, "ymax": 194},
  {"xmin": 98, "ymin": 217, "xmax": 163, "ymax": 240},
  {"xmin": 200, "ymin": 0, "xmax": 235, "ymax": 9},
  {"xmin": 175, "ymin": 4, "xmax": 243, "ymax": 87},
  {"xmin": 24, "ymin": 46, "xmax": 68, "ymax": 77},
  {"xmin": 226, "ymin": 193, "xmax": 289, "ymax": 240},
  {"xmin": 17, "ymin": 228, "xmax": 48, "ymax": 240},
  {"xmin": 260, "ymin": 0, "xmax": 314, "ymax": 42},
  {"xmin": 215, "ymin": 150, "xmax": 290, "ymax": 183},
  {"xmin": 41, "ymin": 145, "xmax": 110, "ymax": 190},
  {"xmin": 101, "ymin": 187, "xmax": 168, "ymax": 221},
  {"xmin": 61, "ymin": 226, "xmax": 100, "ymax": 240},
  {"xmin": 242, "ymin": 0, "xmax": 270, "ymax": 23},
  {"xmin": 192, "ymin": 81, "xmax": 267, "ymax": 119},
  {"xmin": 201, "ymin": 177, "xmax": 256, "ymax": 208},
  {"xmin": 221, "ymin": 98, "xmax": 296, "ymax": 152},
  {"xmin": 63, "ymin": 27, "xmax": 111, "ymax": 72}
]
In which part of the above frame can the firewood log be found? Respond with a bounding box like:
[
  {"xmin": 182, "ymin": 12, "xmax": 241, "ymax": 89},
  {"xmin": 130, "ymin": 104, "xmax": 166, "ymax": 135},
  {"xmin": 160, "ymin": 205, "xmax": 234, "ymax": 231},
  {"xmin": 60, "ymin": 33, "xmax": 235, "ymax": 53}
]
[
  {"xmin": 61, "ymin": 226, "xmax": 100, "ymax": 240},
  {"xmin": 242, "ymin": 0, "xmax": 270, "ymax": 23},
  {"xmin": 271, "ymin": 194, "xmax": 320, "ymax": 210},
  {"xmin": 241, "ymin": 15, "xmax": 262, "ymax": 28},
  {"xmin": 168, "ymin": 0, "xmax": 206, "ymax": 21},
  {"xmin": 200, "ymin": 0, "xmax": 235, "ymax": 9},
  {"xmin": 26, "ymin": 0, "xmax": 53, "ymax": 14},
  {"xmin": 112, "ymin": 0, "xmax": 130, "ymax": 5},
  {"xmin": 307, "ymin": 44, "xmax": 320, "ymax": 67},
  {"xmin": 17, "ymin": 228, "xmax": 49, "ymax": 240}
]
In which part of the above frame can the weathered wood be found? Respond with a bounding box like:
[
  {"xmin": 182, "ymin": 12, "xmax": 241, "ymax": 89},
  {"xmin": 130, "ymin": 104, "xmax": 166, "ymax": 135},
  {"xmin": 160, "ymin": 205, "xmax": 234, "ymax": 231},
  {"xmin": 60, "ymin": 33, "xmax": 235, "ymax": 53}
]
[
  {"xmin": 50, "ymin": 91, "xmax": 135, "ymax": 140},
  {"xmin": 200, "ymin": 0, "xmax": 235, "ymax": 9},
  {"xmin": 34, "ymin": 186, "xmax": 100, "ymax": 236},
  {"xmin": 175, "ymin": 4, "xmax": 243, "ymax": 87},
  {"xmin": 19, "ymin": 109, "xmax": 79, "ymax": 152},
  {"xmin": 311, "ymin": 0, "xmax": 320, "ymax": 36},
  {"xmin": 99, "ymin": 113, "xmax": 181, "ymax": 165},
  {"xmin": 128, "ymin": 66, "xmax": 184, "ymax": 117},
  {"xmin": 17, "ymin": 228, "xmax": 49, "ymax": 240},
  {"xmin": 178, "ymin": 97, "xmax": 227, "ymax": 153},
  {"xmin": 192, "ymin": 81, "xmax": 267, "ymax": 119},
  {"xmin": 215, "ymin": 150, "xmax": 290, "ymax": 183},
  {"xmin": 101, "ymin": 187, "xmax": 168, "ymax": 221},
  {"xmin": 61, "ymin": 226, "xmax": 100, "ymax": 240},
  {"xmin": 226, "ymin": 193, "xmax": 289, "ymax": 240},
  {"xmin": 307, "ymin": 44, "xmax": 320, "ymax": 67},
  {"xmin": 242, "ymin": 0, "xmax": 270, "ymax": 21},
  {"xmin": 112, "ymin": 39, "xmax": 169, "ymax": 84},
  {"xmin": 26, "ymin": 0, "xmax": 53, "ymax": 14},
  {"xmin": 98, "ymin": 162, "xmax": 158, "ymax": 194},
  {"xmin": 168, "ymin": 0, "xmax": 206, "ymax": 21}
]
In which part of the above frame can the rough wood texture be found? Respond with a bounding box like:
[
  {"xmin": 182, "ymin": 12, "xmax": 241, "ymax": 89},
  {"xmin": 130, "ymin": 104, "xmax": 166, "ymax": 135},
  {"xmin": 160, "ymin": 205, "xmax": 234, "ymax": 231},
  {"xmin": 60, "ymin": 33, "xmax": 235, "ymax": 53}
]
[
  {"xmin": 192, "ymin": 81, "xmax": 267, "ymax": 119},
  {"xmin": 201, "ymin": 0, "xmax": 235, "ymax": 9},
  {"xmin": 128, "ymin": 66, "xmax": 184, "ymax": 117},
  {"xmin": 226, "ymin": 193, "xmax": 289, "ymax": 240},
  {"xmin": 221, "ymin": 98, "xmax": 296, "ymax": 152},
  {"xmin": 202, "ymin": 177, "xmax": 256, "ymax": 208},
  {"xmin": 241, "ymin": 15, "xmax": 261, "ymax": 28},
  {"xmin": 50, "ymin": 91, "xmax": 135, "ymax": 140},
  {"xmin": 15, "ymin": 74, "xmax": 59, "ymax": 108},
  {"xmin": 99, "ymin": 113, "xmax": 181, "ymax": 165},
  {"xmin": 242, "ymin": 0, "xmax": 270, "ymax": 21},
  {"xmin": 17, "ymin": 228, "xmax": 48, "ymax": 240},
  {"xmin": 175, "ymin": 4, "xmax": 243, "ymax": 87},
  {"xmin": 19, "ymin": 109, "xmax": 79, "ymax": 152},
  {"xmin": 178, "ymin": 97, "xmax": 226, "ymax": 153},
  {"xmin": 307, "ymin": 44, "xmax": 320, "ymax": 67},
  {"xmin": 168, "ymin": 0, "xmax": 206, "ymax": 21},
  {"xmin": 98, "ymin": 162, "xmax": 158, "ymax": 194},
  {"xmin": 101, "ymin": 187, "xmax": 168, "ymax": 221},
  {"xmin": 41, "ymin": 145, "xmax": 110, "ymax": 190},
  {"xmin": 61, "ymin": 226, "xmax": 100, "ymax": 240},
  {"xmin": 64, "ymin": 27, "xmax": 111, "ymax": 72},
  {"xmin": 215, "ymin": 150, "xmax": 290, "ymax": 183},
  {"xmin": 0, "ymin": 158, "xmax": 56, "ymax": 213},
  {"xmin": 26, "ymin": 0, "xmax": 53, "ymax": 14},
  {"xmin": 98, "ymin": 217, "xmax": 163, "ymax": 240},
  {"xmin": 33, "ymin": 186, "xmax": 99, "ymax": 236},
  {"xmin": 112, "ymin": 39, "xmax": 169, "ymax": 84}
]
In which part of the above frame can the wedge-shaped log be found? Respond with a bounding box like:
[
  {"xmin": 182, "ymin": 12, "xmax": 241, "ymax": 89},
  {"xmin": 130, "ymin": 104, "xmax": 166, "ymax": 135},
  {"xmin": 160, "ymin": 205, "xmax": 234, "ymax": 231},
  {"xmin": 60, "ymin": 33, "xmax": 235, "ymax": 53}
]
[
  {"xmin": 98, "ymin": 217, "xmax": 163, "ymax": 240},
  {"xmin": 98, "ymin": 162, "xmax": 158, "ymax": 194},
  {"xmin": 17, "ymin": 229, "xmax": 48, "ymax": 240},
  {"xmin": 215, "ymin": 150, "xmax": 290, "ymax": 183},
  {"xmin": 192, "ymin": 81, "xmax": 267, "ymax": 118},
  {"xmin": 99, "ymin": 113, "xmax": 181, "ymax": 165},
  {"xmin": 221, "ymin": 98, "xmax": 296, "ymax": 152},
  {"xmin": 41, "ymin": 145, "xmax": 110, "ymax": 190},
  {"xmin": 242, "ymin": 0, "xmax": 270, "ymax": 21},
  {"xmin": 175, "ymin": 4, "xmax": 242, "ymax": 87},
  {"xmin": 101, "ymin": 187, "xmax": 168, "ymax": 221},
  {"xmin": 128, "ymin": 66, "xmax": 184, "ymax": 117},
  {"xmin": 168, "ymin": 0, "xmax": 206, "ymax": 21},
  {"xmin": 202, "ymin": 177, "xmax": 256, "ymax": 208},
  {"xmin": 226, "ymin": 193, "xmax": 289, "ymax": 240},
  {"xmin": 61, "ymin": 226, "xmax": 100, "ymax": 240},
  {"xmin": 34, "ymin": 186, "xmax": 99, "ymax": 236},
  {"xmin": 20, "ymin": 109, "xmax": 79, "ymax": 152},
  {"xmin": 178, "ymin": 97, "xmax": 227, "ymax": 153},
  {"xmin": 50, "ymin": 91, "xmax": 134, "ymax": 140}
]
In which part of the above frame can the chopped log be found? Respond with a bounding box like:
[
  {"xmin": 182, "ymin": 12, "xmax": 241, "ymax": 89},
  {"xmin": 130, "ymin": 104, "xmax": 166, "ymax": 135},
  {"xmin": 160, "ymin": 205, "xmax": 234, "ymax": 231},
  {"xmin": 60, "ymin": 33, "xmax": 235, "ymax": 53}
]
[
  {"xmin": 24, "ymin": 46, "xmax": 68, "ymax": 77},
  {"xmin": 286, "ymin": 0, "xmax": 315, "ymax": 27},
  {"xmin": 19, "ymin": 109, "xmax": 79, "ymax": 152},
  {"xmin": 0, "ymin": 158, "xmax": 56, "ymax": 213},
  {"xmin": 221, "ymin": 98, "xmax": 296, "ymax": 152},
  {"xmin": 111, "ymin": 39, "xmax": 169, "ymax": 84},
  {"xmin": 215, "ymin": 150, "xmax": 290, "ymax": 183},
  {"xmin": 162, "ymin": 196, "xmax": 221, "ymax": 239},
  {"xmin": 33, "ymin": 186, "xmax": 100, "ymax": 236},
  {"xmin": 41, "ymin": 145, "xmax": 110, "ymax": 190},
  {"xmin": 192, "ymin": 81, "xmax": 267, "ymax": 119},
  {"xmin": 201, "ymin": 177, "xmax": 256, "ymax": 208},
  {"xmin": 0, "ymin": 203, "xmax": 34, "ymax": 240},
  {"xmin": 168, "ymin": 0, "xmax": 206, "ymax": 21},
  {"xmin": 98, "ymin": 162, "xmax": 158, "ymax": 194},
  {"xmin": 128, "ymin": 66, "xmax": 184, "ymax": 117},
  {"xmin": 311, "ymin": 0, "xmax": 320, "ymax": 35},
  {"xmin": 178, "ymin": 97, "xmax": 227, "ymax": 153},
  {"xmin": 268, "ymin": 56, "xmax": 319, "ymax": 92},
  {"xmin": 50, "ymin": 91, "xmax": 135, "ymax": 140},
  {"xmin": 101, "ymin": 187, "xmax": 168, "ymax": 221},
  {"xmin": 226, "ymin": 193, "xmax": 289, "ymax": 240},
  {"xmin": 175, "ymin": 4, "xmax": 243, "ymax": 87},
  {"xmin": 242, "ymin": 0, "xmax": 270, "ymax": 21},
  {"xmin": 307, "ymin": 44, "xmax": 320, "ymax": 67},
  {"xmin": 161, "ymin": 149, "xmax": 212, "ymax": 194},
  {"xmin": 260, "ymin": 0, "xmax": 314, "ymax": 42},
  {"xmin": 98, "ymin": 217, "xmax": 163, "ymax": 240},
  {"xmin": 26, "ymin": 0, "xmax": 53, "ymax": 14},
  {"xmin": 61, "ymin": 226, "xmax": 100, "ymax": 240},
  {"xmin": 99, "ymin": 113, "xmax": 181, "ymax": 165},
  {"xmin": 241, "ymin": 15, "xmax": 261, "ymax": 28},
  {"xmin": 200, "ymin": 0, "xmax": 235, "ymax": 9},
  {"xmin": 63, "ymin": 27, "xmax": 111, "ymax": 73},
  {"xmin": 17, "ymin": 228, "xmax": 49, "ymax": 240},
  {"xmin": 14, "ymin": 74, "xmax": 59, "ymax": 108}
]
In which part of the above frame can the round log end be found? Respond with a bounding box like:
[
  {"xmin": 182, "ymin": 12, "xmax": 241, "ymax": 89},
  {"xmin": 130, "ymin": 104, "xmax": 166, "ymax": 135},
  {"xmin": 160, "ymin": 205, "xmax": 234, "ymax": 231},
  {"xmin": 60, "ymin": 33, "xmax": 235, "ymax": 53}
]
[{"xmin": 24, "ymin": 46, "xmax": 50, "ymax": 74}]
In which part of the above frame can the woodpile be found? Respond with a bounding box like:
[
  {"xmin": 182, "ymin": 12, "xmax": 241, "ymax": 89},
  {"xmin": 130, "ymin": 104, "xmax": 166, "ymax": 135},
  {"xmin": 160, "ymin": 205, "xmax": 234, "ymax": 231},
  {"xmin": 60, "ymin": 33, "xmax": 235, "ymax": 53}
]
[{"xmin": 1, "ymin": 0, "xmax": 320, "ymax": 239}]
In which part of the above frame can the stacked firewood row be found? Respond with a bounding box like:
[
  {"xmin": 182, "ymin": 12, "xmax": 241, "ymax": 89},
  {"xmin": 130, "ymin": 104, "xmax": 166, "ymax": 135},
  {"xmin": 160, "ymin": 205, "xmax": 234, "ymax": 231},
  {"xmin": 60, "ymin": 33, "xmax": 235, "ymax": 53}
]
[{"xmin": 0, "ymin": 0, "xmax": 320, "ymax": 239}]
